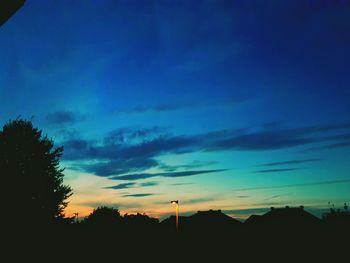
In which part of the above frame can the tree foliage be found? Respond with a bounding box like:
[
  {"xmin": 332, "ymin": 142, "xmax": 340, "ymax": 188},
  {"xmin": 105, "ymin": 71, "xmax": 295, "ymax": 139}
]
[
  {"xmin": 0, "ymin": 119, "xmax": 72, "ymax": 225},
  {"xmin": 84, "ymin": 206, "xmax": 122, "ymax": 225}
]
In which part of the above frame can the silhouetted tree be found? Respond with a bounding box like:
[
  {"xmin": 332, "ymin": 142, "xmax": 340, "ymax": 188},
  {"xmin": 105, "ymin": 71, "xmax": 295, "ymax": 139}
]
[
  {"xmin": 322, "ymin": 203, "xmax": 350, "ymax": 226},
  {"xmin": 124, "ymin": 212, "xmax": 159, "ymax": 233},
  {"xmin": 84, "ymin": 206, "xmax": 122, "ymax": 226},
  {"xmin": 0, "ymin": 119, "xmax": 72, "ymax": 226},
  {"xmin": 124, "ymin": 212, "xmax": 159, "ymax": 224}
]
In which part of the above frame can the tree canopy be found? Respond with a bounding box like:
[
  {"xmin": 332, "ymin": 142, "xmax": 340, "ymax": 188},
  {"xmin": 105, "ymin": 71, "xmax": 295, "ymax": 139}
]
[
  {"xmin": 84, "ymin": 206, "xmax": 122, "ymax": 226},
  {"xmin": 0, "ymin": 119, "xmax": 72, "ymax": 225}
]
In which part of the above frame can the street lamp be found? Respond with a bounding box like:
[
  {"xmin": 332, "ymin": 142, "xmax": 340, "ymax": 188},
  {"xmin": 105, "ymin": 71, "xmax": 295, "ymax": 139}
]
[{"xmin": 171, "ymin": 200, "xmax": 179, "ymax": 233}]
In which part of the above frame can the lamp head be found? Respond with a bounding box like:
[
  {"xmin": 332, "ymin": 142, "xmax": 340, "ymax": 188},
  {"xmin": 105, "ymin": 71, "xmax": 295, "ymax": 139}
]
[{"xmin": 171, "ymin": 200, "xmax": 178, "ymax": 204}]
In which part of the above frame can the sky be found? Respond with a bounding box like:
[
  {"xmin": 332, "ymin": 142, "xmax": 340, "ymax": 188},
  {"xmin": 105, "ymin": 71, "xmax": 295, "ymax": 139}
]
[{"xmin": 1, "ymin": 0, "xmax": 350, "ymax": 220}]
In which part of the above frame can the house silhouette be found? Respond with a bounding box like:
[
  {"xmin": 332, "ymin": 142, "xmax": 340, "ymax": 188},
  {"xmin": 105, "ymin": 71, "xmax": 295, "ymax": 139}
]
[
  {"xmin": 161, "ymin": 209, "xmax": 242, "ymax": 235},
  {"xmin": 245, "ymin": 205, "xmax": 320, "ymax": 231}
]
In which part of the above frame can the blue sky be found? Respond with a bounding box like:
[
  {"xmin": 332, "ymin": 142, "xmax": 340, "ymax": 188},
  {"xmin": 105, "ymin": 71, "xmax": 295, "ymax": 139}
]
[{"xmin": 1, "ymin": 0, "xmax": 350, "ymax": 219}]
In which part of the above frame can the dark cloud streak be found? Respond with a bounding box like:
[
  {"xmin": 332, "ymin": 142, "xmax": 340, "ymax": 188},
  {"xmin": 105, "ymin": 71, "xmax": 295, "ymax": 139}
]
[
  {"xmin": 236, "ymin": 179, "xmax": 350, "ymax": 191},
  {"xmin": 303, "ymin": 142, "xmax": 350, "ymax": 152},
  {"xmin": 110, "ymin": 169, "xmax": 227, "ymax": 181},
  {"xmin": 103, "ymin": 182, "xmax": 136, "ymax": 190},
  {"xmin": 46, "ymin": 111, "xmax": 80, "ymax": 124},
  {"xmin": 253, "ymin": 168, "xmax": 301, "ymax": 173},
  {"xmin": 103, "ymin": 181, "xmax": 159, "ymax": 190},
  {"xmin": 122, "ymin": 193, "xmax": 154, "ymax": 197},
  {"xmin": 255, "ymin": 158, "xmax": 321, "ymax": 167},
  {"xmin": 139, "ymin": 181, "xmax": 159, "ymax": 187},
  {"xmin": 60, "ymin": 121, "xmax": 350, "ymax": 178}
]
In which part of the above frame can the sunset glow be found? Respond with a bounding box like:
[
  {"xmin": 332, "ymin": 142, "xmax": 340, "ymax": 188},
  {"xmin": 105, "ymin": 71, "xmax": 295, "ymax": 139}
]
[{"xmin": 1, "ymin": 0, "xmax": 350, "ymax": 221}]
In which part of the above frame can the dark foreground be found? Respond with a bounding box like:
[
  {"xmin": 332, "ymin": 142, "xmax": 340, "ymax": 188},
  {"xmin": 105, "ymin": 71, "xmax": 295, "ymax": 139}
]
[{"xmin": 5, "ymin": 219, "xmax": 349, "ymax": 261}]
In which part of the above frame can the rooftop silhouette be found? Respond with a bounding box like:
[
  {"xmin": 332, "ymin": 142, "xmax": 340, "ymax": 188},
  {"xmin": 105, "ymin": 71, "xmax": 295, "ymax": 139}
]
[{"xmin": 245, "ymin": 206, "xmax": 320, "ymax": 229}]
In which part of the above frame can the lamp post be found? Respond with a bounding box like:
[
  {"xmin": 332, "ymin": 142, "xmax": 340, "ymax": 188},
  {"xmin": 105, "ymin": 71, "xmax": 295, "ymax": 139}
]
[{"xmin": 171, "ymin": 200, "xmax": 179, "ymax": 233}]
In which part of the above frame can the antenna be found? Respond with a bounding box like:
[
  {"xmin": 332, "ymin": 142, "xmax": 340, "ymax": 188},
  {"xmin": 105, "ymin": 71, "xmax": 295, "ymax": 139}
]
[{"xmin": 73, "ymin": 212, "xmax": 79, "ymax": 222}]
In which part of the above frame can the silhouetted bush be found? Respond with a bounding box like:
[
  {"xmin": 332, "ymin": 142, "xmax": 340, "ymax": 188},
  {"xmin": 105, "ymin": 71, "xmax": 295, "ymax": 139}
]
[
  {"xmin": 322, "ymin": 203, "xmax": 350, "ymax": 227},
  {"xmin": 123, "ymin": 212, "xmax": 159, "ymax": 233},
  {"xmin": 84, "ymin": 206, "xmax": 122, "ymax": 226}
]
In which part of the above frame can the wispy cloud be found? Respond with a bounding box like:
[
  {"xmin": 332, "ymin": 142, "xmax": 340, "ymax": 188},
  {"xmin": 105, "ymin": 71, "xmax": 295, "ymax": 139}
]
[
  {"xmin": 303, "ymin": 142, "xmax": 350, "ymax": 152},
  {"xmin": 209, "ymin": 133, "xmax": 318, "ymax": 152},
  {"xmin": 236, "ymin": 178, "xmax": 350, "ymax": 191},
  {"xmin": 104, "ymin": 126, "xmax": 165, "ymax": 144},
  {"xmin": 110, "ymin": 169, "xmax": 227, "ymax": 181},
  {"xmin": 171, "ymin": 183, "xmax": 194, "ymax": 186},
  {"xmin": 103, "ymin": 182, "xmax": 136, "ymax": 190},
  {"xmin": 253, "ymin": 168, "xmax": 301, "ymax": 173},
  {"xmin": 182, "ymin": 198, "xmax": 214, "ymax": 204},
  {"xmin": 112, "ymin": 97, "xmax": 247, "ymax": 116},
  {"xmin": 46, "ymin": 111, "xmax": 82, "ymax": 125},
  {"xmin": 61, "ymin": 121, "xmax": 350, "ymax": 178},
  {"xmin": 154, "ymin": 198, "xmax": 214, "ymax": 205},
  {"xmin": 255, "ymin": 158, "xmax": 321, "ymax": 167},
  {"xmin": 122, "ymin": 193, "xmax": 154, "ymax": 197},
  {"xmin": 159, "ymin": 160, "xmax": 218, "ymax": 172},
  {"xmin": 103, "ymin": 181, "xmax": 159, "ymax": 190},
  {"xmin": 237, "ymin": 195, "xmax": 250, "ymax": 198},
  {"xmin": 139, "ymin": 181, "xmax": 159, "ymax": 187},
  {"xmin": 79, "ymin": 159, "xmax": 158, "ymax": 177},
  {"xmin": 114, "ymin": 104, "xmax": 188, "ymax": 114},
  {"xmin": 62, "ymin": 133, "xmax": 197, "ymax": 177},
  {"xmin": 206, "ymin": 122, "xmax": 350, "ymax": 151},
  {"xmin": 262, "ymin": 193, "xmax": 293, "ymax": 201}
]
